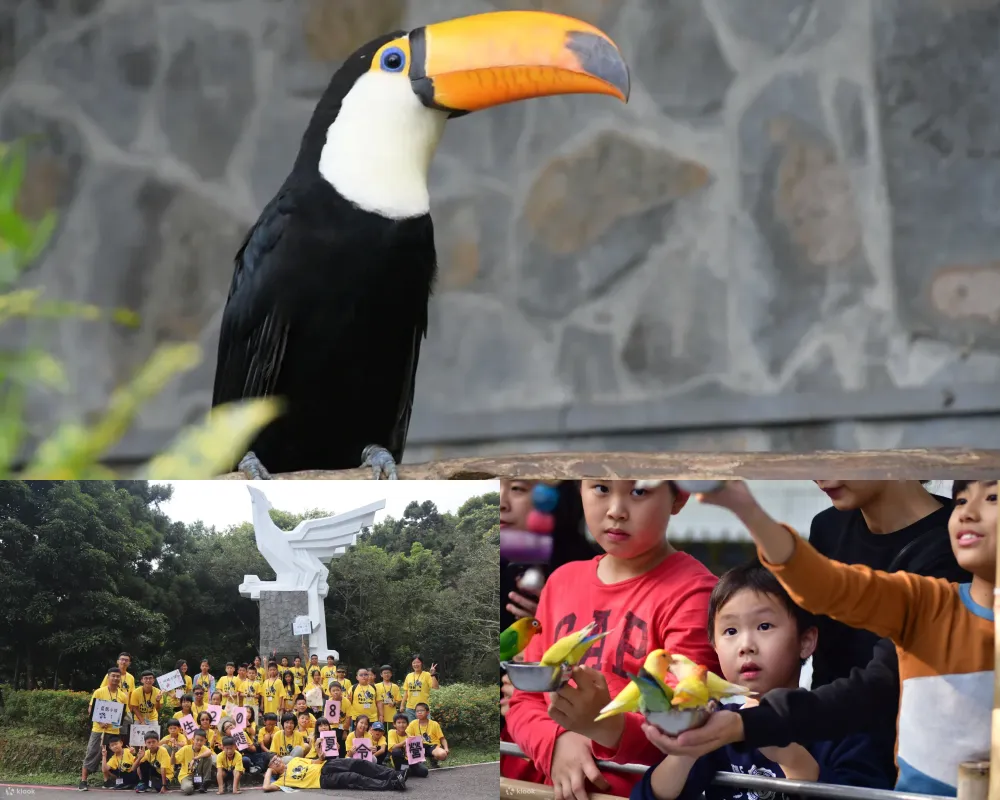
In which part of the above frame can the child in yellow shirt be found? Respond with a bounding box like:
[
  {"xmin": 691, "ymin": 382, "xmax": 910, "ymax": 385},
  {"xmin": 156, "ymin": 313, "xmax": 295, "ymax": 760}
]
[
  {"xmin": 326, "ymin": 683, "xmax": 352, "ymax": 754},
  {"xmin": 174, "ymin": 728, "xmax": 213, "ymax": 795},
  {"xmin": 388, "ymin": 714, "xmax": 427, "ymax": 777},
  {"xmin": 130, "ymin": 670, "xmax": 163, "ymax": 724},
  {"xmin": 270, "ymin": 714, "xmax": 308, "ymax": 758},
  {"xmin": 163, "ymin": 719, "xmax": 189, "ymax": 763},
  {"xmin": 196, "ymin": 711, "xmax": 221, "ymax": 753},
  {"xmin": 261, "ymin": 663, "xmax": 286, "ymax": 717},
  {"xmin": 305, "ymin": 717, "xmax": 335, "ymax": 758},
  {"xmin": 217, "ymin": 663, "xmax": 241, "ymax": 708},
  {"xmin": 131, "ymin": 730, "xmax": 174, "ymax": 793},
  {"xmin": 369, "ymin": 721, "xmax": 389, "ymax": 765},
  {"xmin": 215, "ymin": 736, "xmax": 245, "ymax": 794},
  {"xmin": 101, "ymin": 736, "xmax": 137, "ymax": 789},
  {"xmin": 406, "ymin": 703, "xmax": 448, "ymax": 768}
]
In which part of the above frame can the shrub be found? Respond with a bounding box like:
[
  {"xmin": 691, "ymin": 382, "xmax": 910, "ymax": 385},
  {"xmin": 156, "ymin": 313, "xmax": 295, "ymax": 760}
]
[
  {"xmin": 0, "ymin": 727, "xmax": 87, "ymax": 775},
  {"xmin": 0, "ymin": 688, "xmax": 93, "ymax": 738},
  {"xmin": 429, "ymin": 682, "xmax": 499, "ymax": 749}
]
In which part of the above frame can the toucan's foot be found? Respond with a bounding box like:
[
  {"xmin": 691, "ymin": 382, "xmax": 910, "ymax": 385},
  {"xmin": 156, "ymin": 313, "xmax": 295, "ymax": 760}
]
[
  {"xmin": 361, "ymin": 444, "xmax": 398, "ymax": 480},
  {"xmin": 239, "ymin": 451, "xmax": 273, "ymax": 480}
]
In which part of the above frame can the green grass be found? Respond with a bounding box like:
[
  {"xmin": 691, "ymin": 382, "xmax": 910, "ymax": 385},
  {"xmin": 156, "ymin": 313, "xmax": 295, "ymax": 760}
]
[
  {"xmin": 2, "ymin": 771, "xmax": 78, "ymax": 787},
  {"xmin": 1, "ymin": 749, "xmax": 501, "ymax": 786},
  {"xmin": 444, "ymin": 746, "xmax": 499, "ymax": 767}
]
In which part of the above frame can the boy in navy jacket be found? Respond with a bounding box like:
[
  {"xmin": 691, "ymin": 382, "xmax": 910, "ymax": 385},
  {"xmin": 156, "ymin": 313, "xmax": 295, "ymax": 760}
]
[{"xmin": 632, "ymin": 560, "xmax": 894, "ymax": 800}]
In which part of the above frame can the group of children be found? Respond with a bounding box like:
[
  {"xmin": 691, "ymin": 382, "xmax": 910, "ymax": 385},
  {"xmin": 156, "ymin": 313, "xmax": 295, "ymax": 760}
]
[
  {"xmin": 501, "ymin": 478, "xmax": 995, "ymax": 800},
  {"xmin": 81, "ymin": 653, "xmax": 450, "ymax": 793}
]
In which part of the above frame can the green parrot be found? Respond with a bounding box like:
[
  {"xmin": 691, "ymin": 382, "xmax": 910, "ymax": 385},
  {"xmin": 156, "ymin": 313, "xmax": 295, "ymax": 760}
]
[
  {"xmin": 500, "ymin": 617, "xmax": 542, "ymax": 663},
  {"xmin": 628, "ymin": 669, "xmax": 674, "ymax": 715}
]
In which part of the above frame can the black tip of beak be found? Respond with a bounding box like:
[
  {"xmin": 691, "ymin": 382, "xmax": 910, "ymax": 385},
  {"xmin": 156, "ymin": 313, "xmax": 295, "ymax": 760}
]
[{"xmin": 566, "ymin": 31, "xmax": 631, "ymax": 102}]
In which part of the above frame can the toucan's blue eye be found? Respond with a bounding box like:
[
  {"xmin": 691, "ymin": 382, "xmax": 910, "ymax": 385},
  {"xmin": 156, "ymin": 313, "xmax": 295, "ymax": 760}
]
[{"xmin": 381, "ymin": 47, "xmax": 405, "ymax": 73}]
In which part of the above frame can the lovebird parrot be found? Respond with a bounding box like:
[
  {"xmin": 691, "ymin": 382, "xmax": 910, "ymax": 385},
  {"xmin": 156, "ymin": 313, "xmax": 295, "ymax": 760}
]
[
  {"xmin": 631, "ymin": 669, "xmax": 674, "ymax": 715},
  {"xmin": 671, "ymin": 665, "xmax": 711, "ymax": 710},
  {"xmin": 668, "ymin": 653, "xmax": 753, "ymax": 700},
  {"xmin": 500, "ymin": 617, "xmax": 542, "ymax": 663},
  {"xmin": 594, "ymin": 649, "xmax": 673, "ymax": 721},
  {"xmin": 539, "ymin": 621, "xmax": 613, "ymax": 667}
]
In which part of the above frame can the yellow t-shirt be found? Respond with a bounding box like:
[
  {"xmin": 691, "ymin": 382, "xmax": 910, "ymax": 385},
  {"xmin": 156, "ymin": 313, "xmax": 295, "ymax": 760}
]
[
  {"xmin": 351, "ymin": 684, "xmax": 377, "ymax": 717},
  {"xmin": 90, "ymin": 685, "xmax": 130, "ymax": 734},
  {"xmin": 274, "ymin": 758, "xmax": 322, "ymax": 789},
  {"xmin": 387, "ymin": 730, "xmax": 408, "ymax": 750},
  {"xmin": 291, "ymin": 666, "xmax": 306, "ymax": 684},
  {"xmin": 239, "ymin": 678, "xmax": 261, "ymax": 705},
  {"xmin": 331, "ymin": 677, "xmax": 352, "ymax": 694},
  {"xmin": 402, "ymin": 672, "xmax": 432, "ymax": 710},
  {"xmin": 216, "ymin": 749, "xmax": 244, "ymax": 772},
  {"xmin": 261, "ymin": 679, "xmax": 287, "ymax": 716},
  {"xmin": 174, "ymin": 745, "xmax": 211, "ymax": 781},
  {"xmin": 166, "ymin": 675, "xmax": 194, "ymax": 707},
  {"xmin": 163, "ymin": 733, "xmax": 189, "ymax": 752},
  {"xmin": 101, "ymin": 671, "xmax": 135, "ymax": 696},
  {"xmin": 172, "ymin": 708, "xmax": 194, "ymax": 721},
  {"xmin": 257, "ymin": 726, "xmax": 279, "ymax": 752},
  {"xmin": 106, "ymin": 749, "xmax": 135, "ymax": 773},
  {"xmin": 370, "ymin": 733, "xmax": 387, "ymax": 754},
  {"xmin": 270, "ymin": 729, "xmax": 307, "ymax": 756},
  {"xmin": 192, "ymin": 700, "xmax": 209, "ymax": 717},
  {"xmin": 194, "ymin": 673, "xmax": 214, "ymax": 692},
  {"xmin": 334, "ymin": 696, "xmax": 354, "ymax": 730},
  {"xmin": 138, "ymin": 747, "xmax": 175, "ymax": 781},
  {"xmin": 374, "ymin": 682, "xmax": 402, "ymax": 721},
  {"xmin": 216, "ymin": 675, "xmax": 241, "ymax": 706},
  {"xmin": 406, "ymin": 719, "xmax": 444, "ymax": 747},
  {"xmin": 129, "ymin": 686, "xmax": 162, "ymax": 721},
  {"xmin": 320, "ymin": 666, "xmax": 338, "ymax": 691}
]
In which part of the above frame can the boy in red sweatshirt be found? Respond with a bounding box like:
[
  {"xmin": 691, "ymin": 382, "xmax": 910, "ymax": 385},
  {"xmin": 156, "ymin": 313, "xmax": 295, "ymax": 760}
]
[{"xmin": 506, "ymin": 480, "xmax": 720, "ymax": 800}]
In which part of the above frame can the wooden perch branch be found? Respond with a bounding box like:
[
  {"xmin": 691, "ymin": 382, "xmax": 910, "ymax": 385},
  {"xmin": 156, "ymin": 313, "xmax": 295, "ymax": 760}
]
[{"xmin": 218, "ymin": 449, "xmax": 1000, "ymax": 480}]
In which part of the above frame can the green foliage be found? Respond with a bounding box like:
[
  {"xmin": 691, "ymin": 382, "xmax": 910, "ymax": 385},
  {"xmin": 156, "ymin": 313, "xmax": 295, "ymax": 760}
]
[
  {"xmin": 0, "ymin": 688, "xmax": 92, "ymax": 738},
  {"xmin": 0, "ymin": 482, "xmax": 500, "ymax": 694},
  {"xmin": 0, "ymin": 136, "xmax": 279, "ymax": 478},
  {"xmin": 427, "ymin": 683, "xmax": 499, "ymax": 749},
  {"xmin": 0, "ymin": 727, "xmax": 87, "ymax": 776}
]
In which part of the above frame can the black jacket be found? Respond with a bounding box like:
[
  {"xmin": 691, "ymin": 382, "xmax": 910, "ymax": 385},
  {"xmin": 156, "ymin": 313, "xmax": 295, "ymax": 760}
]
[{"xmin": 738, "ymin": 498, "xmax": 969, "ymax": 776}]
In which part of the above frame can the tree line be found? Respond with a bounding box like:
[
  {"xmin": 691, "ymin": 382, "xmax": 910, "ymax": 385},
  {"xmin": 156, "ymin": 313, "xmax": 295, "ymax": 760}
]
[{"xmin": 0, "ymin": 481, "xmax": 499, "ymax": 692}]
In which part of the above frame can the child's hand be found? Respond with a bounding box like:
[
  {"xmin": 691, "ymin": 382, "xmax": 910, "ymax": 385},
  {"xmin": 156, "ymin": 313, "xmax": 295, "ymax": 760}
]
[
  {"xmin": 688, "ymin": 481, "xmax": 757, "ymax": 515},
  {"xmin": 551, "ymin": 731, "xmax": 610, "ymax": 800},
  {"xmin": 548, "ymin": 667, "xmax": 619, "ymax": 747}
]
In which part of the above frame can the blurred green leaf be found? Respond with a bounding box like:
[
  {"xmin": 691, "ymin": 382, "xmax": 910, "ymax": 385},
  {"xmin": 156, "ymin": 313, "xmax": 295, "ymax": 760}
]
[
  {"xmin": 145, "ymin": 397, "xmax": 284, "ymax": 479},
  {"xmin": 0, "ymin": 349, "xmax": 69, "ymax": 391},
  {"xmin": 0, "ymin": 141, "xmax": 26, "ymax": 213},
  {"xmin": 22, "ymin": 343, "xmax": 203, "ymax": 479}
]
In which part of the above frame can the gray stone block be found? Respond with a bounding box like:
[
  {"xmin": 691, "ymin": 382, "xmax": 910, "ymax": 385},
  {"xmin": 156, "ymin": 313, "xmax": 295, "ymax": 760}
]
[{"xmin": 258, "ymin": 590, "xmax": 309, "ymax": 664}]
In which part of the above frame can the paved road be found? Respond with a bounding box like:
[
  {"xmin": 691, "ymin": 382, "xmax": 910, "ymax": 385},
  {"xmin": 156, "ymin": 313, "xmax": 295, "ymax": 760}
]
[{"xmin": 1, "ymin": 762, "xmax": 498, "ymax": 800}]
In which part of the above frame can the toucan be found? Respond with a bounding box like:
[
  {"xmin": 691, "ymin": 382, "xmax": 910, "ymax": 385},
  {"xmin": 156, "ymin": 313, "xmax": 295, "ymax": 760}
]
[{"xmin": 211, "ymin": 10, "xmax": 630, "ymax": 480}]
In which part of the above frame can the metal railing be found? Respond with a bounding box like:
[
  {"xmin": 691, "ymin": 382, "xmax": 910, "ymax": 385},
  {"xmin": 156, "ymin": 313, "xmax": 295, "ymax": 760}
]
[{"xmin": 500, "ymin": 742, "xmax": 954, "ymax": 800}]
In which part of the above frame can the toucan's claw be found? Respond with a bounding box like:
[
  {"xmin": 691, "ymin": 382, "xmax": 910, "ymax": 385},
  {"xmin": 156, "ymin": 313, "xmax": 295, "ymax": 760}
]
[
  {"xmin": 361, "ymin": 444, "xmax": 398, "ymax": 480},
  {"xmin": 239, "ymin": 451, "xmax": 273, "ymax": 480}
]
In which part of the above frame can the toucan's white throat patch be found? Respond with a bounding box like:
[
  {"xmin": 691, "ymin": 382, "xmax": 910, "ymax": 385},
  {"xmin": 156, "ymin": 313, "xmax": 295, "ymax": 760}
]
[{"xmin": 319, "ymin": 71, "xmax": 448, "ymax": 220}]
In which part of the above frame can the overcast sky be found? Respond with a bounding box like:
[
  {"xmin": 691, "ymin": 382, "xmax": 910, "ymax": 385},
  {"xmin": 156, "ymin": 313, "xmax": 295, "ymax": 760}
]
[{"xmin": 156, "ymin": 480, "xmax": 499, "ymax": 530}]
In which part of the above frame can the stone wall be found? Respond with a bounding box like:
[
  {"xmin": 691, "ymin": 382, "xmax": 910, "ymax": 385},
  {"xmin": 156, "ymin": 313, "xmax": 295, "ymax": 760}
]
[{"xmin": 2, "ymin": 0, "xmax": 999, "ymax": 465}]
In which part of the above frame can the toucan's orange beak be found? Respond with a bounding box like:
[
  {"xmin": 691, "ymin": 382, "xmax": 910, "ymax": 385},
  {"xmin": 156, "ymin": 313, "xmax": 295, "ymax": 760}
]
[{"xmin": 408, "ymin": 10, "xmax": 630, "ymax": 115}]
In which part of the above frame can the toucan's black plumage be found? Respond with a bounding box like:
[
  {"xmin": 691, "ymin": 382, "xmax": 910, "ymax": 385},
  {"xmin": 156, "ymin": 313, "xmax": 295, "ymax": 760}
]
[{"xmin": 212, "ymin": 32, "xmax": 433, "ymax": 478}]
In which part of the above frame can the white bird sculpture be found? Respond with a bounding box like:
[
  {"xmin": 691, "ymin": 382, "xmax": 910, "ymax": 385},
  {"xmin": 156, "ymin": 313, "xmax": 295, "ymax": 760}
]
[{"xmin": 239, "ymin": 486, "xmax": 385, "ymax": 661}]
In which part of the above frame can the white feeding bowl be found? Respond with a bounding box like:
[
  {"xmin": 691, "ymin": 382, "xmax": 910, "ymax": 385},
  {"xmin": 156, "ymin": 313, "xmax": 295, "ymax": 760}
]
[
  {"xmin": 644, "ymin": 706, "xmax": 713, "ymax": 736},
  {"xmin": 502, "ymin": 661, "xmax": 567, "ymax": 693}
]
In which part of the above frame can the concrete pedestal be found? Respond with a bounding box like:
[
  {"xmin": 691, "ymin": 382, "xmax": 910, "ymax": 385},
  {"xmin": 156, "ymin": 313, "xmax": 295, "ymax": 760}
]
[{"xmin": 258, "ymin": 590, "xmax": 309, "ymax": 663}]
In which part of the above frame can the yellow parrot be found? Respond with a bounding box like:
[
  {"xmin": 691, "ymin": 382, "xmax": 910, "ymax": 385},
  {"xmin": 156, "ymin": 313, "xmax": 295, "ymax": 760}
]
[
  {"xmin": 594, "ymin": 649, "xmax": 673, "ymax": 722},
  {"xmin": 671, "ymin": 665, "xmax": 711, "ymax": 710},
  {"xmin": 668, "ymin": 654, "xmax": 754, "ymax": 700},
  {"xmin": 539, "ymin": 621, "xmax": 613, "ymax": 667}
]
